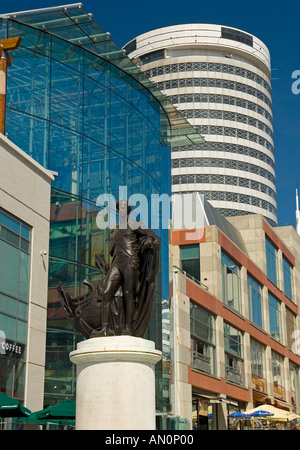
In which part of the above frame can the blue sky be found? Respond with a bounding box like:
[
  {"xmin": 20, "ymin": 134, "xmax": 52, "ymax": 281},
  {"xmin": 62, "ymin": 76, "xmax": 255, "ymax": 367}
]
[{"xmin": 1, "ymin": 0, "xmax": 300, "ymax": 228}]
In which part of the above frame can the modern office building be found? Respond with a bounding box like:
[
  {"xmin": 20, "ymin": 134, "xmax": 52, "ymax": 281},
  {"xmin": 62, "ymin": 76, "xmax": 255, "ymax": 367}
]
[
  {"xmin": 0, "ymin": 133, "xmax": 54, "ymax": 416},
  {"xmin": 125, "ymin": 24, "xmax": 277, "ymax": 227},
  {"xmin": 170, "ymin": 197, "xmax": 300, "ymax": 429},
  {"xmin": 0, "ymin": 4, "xmax": 206, "ymax": 425}
]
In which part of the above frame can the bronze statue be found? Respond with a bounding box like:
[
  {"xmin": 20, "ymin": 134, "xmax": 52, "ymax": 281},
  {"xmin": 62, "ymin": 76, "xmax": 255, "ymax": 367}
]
[{"xmin": 57, "ymin": 200, "xmax": 160, "ymax": 338}]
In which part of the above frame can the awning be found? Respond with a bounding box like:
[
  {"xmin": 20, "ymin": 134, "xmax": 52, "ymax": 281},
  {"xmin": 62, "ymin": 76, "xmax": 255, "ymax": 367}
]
[
  {"xmin": 245, "ymin": 404, "xmax": 300, "ymax": 421},
  {"xmin": 0, "ymin": 392, "xmax": 31, "ymax": 418},
  {"xmin": 35, "ymin": 399, "xmax": 75, "ymax": 420},
  {"xmin": 21, "ymin": 411, "xmax": 75, "ymax": 427},
  {"xmin": 194, "ymin": 392, "xmax": 238, "ymax": 407}
]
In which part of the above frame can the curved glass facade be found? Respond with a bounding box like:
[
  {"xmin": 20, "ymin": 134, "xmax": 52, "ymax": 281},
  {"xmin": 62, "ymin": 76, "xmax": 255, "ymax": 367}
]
[{"xmin": 0, "ymin": 8, "xmax": 172, "ymax": 412}]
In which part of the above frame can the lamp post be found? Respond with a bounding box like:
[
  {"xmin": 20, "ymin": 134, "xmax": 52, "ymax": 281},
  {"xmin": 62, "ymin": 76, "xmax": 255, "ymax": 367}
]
[{"xmin": 0, "ymin": 37, "xmax": 21, "ymax": 135}]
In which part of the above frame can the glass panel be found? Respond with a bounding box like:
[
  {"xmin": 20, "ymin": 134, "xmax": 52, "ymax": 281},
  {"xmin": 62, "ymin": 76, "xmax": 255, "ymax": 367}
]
[
  {"xmin": 5, "ymin": 109, "xmax": 49, "ymax": 167},
  {"xmin": 6, "ymin": 51, "xmax": 50, "ymax": 119},
  {"xmin": 283, "ymin": 258, "xmax": 293, "ymax": 300},
  {"xmin": 21, "ymin": 225, "xmax": 30, "ymax": 241},
  {"xmin": 266, "ymin": 238, "xmax": 278, "ymax": 286},
  {"xmin": 182, "ymin": 259, "xmax": 200, "ymax": 281},
  {"xmin": 0, "ymin": 226, "xmax": 20, "ymax": 247},
  {"xmin": 16, "ymin": 320, "xmax": 27, "ymax": 344},
  {"xmin": 180, "ymin": 245, "xmax": 200, "ymax": 280},
  {"xmin": 48, "ymin": 123, "xmax": 82, "ymax": 196},
  {"xmin": 0, "ymin": 313, "xmax": 16, "ymax": 341},
  {"xmin": 286, "ymin": 308, "xmax": 296, "ymax": 350},
  {"xmin": 0, "ymin": 240, "xmax": 19, "ymax": 298},
  {"xmin": 83, "ymin": 74, "xmax": 109, "ymax": 145},
  {"xmin": 0, "ymin": 211, "xmax": 20, "ymax": 234},
  {"xmin": 268, "ymin": 293, "xmax": 281, "ymax": 342},
  {"xmin": 224, "ymin": 323, "xmax": 242, "ymax": 357},
  {"xmin": 18, "ymin": 252, "xmax": 30, "ymax": 301},
  {"xmin": 221, "ymin": 252, "xmax": 241, "ymax": 312},
  {"xmin": 248, "ymin": 275, "xmax": 262, "ymax": 327},
  {"xmin": 14, "ymin": 361, "xmax": 26, "ymax": 399},
  {"xmin": 181, "ymin": 244, "xmax": 199, "ymax": 259},
  {"xmin": 250, "ymin": 338, "xmax": 265, "ymax": 377},
  {"xmin": 17, "ymin": 302, "xmax": 28, "ymax": 322},
  {"xmin": 0, "ymin": 357, "xmax": 14, "ymax": 396},
  {"xmin": 0, "ymin": 293, "xmax": 17, "ymax": 317},
  {"xmin": 20, "ymin": 238, "xmax": 30, "ymax": 253},
  {"xmin": 50, "ymin": 59, "xmax": 83, "ymax": 133}
]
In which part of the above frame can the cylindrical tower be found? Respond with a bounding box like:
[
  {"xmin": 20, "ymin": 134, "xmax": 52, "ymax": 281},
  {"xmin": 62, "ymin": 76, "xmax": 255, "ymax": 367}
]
[{"xmin": 124, "ymin": 24, "xmax": 277, "ymax": 226}]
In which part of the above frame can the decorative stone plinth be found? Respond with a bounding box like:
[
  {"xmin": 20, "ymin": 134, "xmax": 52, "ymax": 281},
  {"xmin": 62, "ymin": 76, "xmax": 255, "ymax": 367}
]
[{"xmin": 70, "ymin": 336, "xmax": 162, "ymax": 430}]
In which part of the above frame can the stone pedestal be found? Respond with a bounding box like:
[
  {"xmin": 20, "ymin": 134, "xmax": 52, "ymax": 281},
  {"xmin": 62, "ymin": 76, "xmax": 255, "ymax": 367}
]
[{"xmin": 70, "ymin": 336, "xmax": 162, "ymax": 430}]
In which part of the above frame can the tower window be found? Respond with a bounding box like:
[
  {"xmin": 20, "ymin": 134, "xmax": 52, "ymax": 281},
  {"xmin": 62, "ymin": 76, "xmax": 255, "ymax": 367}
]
[{"xmin": 221, "ymin": 27, "xmax": 253, "ymax": 47}]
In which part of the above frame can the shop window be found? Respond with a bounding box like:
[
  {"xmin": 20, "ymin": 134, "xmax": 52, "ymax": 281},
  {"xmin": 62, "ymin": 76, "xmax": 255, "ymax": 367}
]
[{"xmin": 180, "ymin": 244, "xmax": 200, "ymax": 281}]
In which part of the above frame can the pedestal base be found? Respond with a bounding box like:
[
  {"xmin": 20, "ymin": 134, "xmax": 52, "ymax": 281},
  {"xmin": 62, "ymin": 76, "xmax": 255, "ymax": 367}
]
[{"xmin": 70, "ymin": 336, "xmax": 162, "ymax": 430}]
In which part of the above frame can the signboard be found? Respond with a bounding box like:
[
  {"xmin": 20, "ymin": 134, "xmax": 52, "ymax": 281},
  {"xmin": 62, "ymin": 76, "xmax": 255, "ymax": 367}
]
[
  {"xmin": 0, "ymin": 333, "xmax": 25, "ymax": 359},
  {"xmin": 273, "ymin": 383, "xmax": 285, "ymax": 400},
  {"xmin": 252, "ymin": 374, "xmax": 267, "ymax": 393}
]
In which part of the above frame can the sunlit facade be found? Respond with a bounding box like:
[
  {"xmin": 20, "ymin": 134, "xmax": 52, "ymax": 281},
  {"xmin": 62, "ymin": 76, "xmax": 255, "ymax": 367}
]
[
  {"xmin": 0, "ymin": 133, "xmax": 54, "ymax": 416},
  {"xmin": 0, "ymin": 5, "xmax": 203, "ymax": 419},
  {"xmin": 171, "ymin": 202, "xmax": 300, "ymax": 430}
]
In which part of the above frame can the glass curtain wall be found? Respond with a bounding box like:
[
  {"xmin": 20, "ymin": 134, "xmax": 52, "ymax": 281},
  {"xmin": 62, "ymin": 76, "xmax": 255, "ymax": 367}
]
[{"xmin": 2, "ymin": 17, "xmax": 171, "ymax": 411}]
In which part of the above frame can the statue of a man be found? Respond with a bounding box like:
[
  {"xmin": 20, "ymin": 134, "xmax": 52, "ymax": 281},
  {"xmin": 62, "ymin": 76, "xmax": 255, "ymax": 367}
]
[{"xmin": 97, "ymin": 200, "xmax": 158, "ymax": 336}]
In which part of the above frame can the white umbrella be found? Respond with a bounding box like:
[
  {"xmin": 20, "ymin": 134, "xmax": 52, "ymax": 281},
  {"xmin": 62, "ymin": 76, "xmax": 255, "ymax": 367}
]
[{"xmin": 245, "ymin": 404, "xmax": 300, "ymax": 422}]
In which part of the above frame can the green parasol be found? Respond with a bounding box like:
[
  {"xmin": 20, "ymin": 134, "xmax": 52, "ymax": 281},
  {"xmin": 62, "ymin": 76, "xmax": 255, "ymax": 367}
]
[{"xmin": 0, "ymin": 392, "xmax": 31, "ymax": 417}]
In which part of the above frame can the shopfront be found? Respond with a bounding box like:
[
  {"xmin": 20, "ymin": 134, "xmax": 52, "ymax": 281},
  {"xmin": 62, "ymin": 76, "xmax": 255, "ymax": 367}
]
[{"xmin": 0, "ymin": 209, "xmax": 31, "ymax": 401}]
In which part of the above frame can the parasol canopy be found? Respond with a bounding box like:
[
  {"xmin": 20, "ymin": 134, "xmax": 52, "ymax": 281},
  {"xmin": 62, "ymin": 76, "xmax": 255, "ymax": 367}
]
[
  {"xmin": 228, "ymin": 411, "xmax": 251, "ymax": 419},
  {"xmin": 245, "ymin": 404, "xmax": 300, "ymax": 421},
  {"xmin": 249, "ymin": 410, "xmax": 273, "ymax": 418},
  {"xmin": 36, "ymin": 399, "xmax": 76, "ymax": 420},
  {"xmin": 0, "ymin": 392, "xmax": 31, "ymax": 418}
]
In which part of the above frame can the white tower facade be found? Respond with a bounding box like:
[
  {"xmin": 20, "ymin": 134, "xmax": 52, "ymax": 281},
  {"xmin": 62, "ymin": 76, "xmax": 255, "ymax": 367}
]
[{"xmin": 125, "ymin": 24, "xmax": 277, "ymax": 226}]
